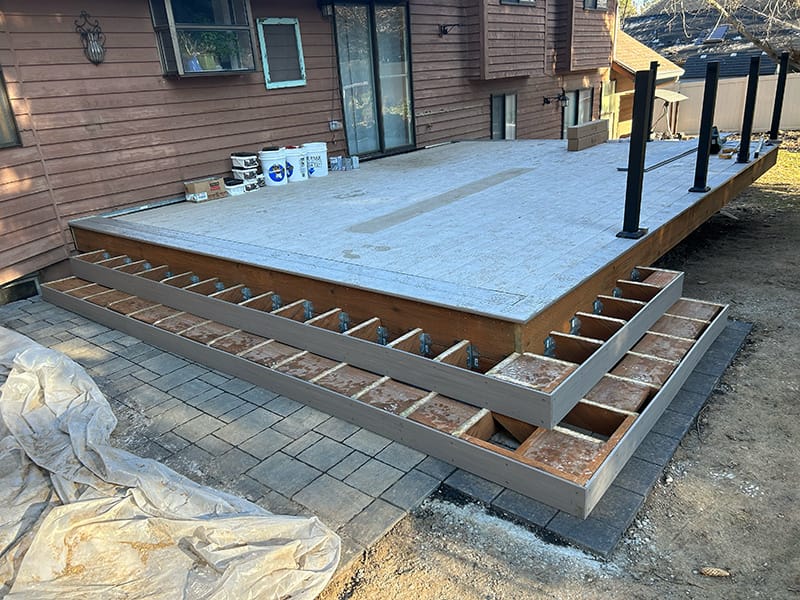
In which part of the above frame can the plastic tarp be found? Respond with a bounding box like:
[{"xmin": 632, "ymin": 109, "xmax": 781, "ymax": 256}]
[{"xmin": 0, "ymin": 327, "xmax": 339, "ymax": 599}]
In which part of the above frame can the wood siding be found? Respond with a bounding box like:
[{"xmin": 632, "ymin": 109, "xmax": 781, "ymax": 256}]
[
  {"xmin": 0, "ymin": 0, "xmax": 343, "ymax": 285},
  {"xmin": 571, "ymin": 0, "xmax": 615, "ymax": 71},
  {"xmin": 482, "ymin": 0, "xmax": 545, "ymax": 80}
]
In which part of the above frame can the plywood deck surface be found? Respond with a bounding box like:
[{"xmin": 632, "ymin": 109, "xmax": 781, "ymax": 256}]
[{"xmin": 109, "ymin": 140, "xmax": 770, "ymax": 321}]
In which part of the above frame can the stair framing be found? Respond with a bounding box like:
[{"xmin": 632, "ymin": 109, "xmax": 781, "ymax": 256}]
[
  {"xmin": 42, "ymin": 250, "xmax": 728, "ymax": 518},
  {"xmin": 66, "ymin": 254, "xmax": 684, "ymax": 428}
]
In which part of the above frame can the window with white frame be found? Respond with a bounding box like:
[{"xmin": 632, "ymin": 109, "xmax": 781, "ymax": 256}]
[
  {"xmin": 583, "ymin": 0, "xmax": 608, "ymax": 10},
  {"xmin": 257, "ymin": 18, "xmax": 306, "ymax": 89},
  {"xmin": 149, "ymin": 0, "xmax": 255, "ymax": 76},
  {"xmin": 562, "ymin": 87, "xmax": 594, "ymax": 138},
  {"xmin": 491, "ymin": 93, "xmax": 517, "ymax": 140},
  {"xmin": 0, "ymin": 69, "xmax": 20, "ymax": 148}
]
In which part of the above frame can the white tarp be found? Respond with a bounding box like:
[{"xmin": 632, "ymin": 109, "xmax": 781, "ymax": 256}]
[{"xmin": 0, "ymin": 327, "xmax": 339, "ymax": 599}]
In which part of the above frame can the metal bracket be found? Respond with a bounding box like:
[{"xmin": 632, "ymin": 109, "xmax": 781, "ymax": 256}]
[
  {"xmin": 190, "ymin": 275, "xmax": 200, "ymax": 284},
  {"xmin": 593, "ymin": 299, "xmax": 604, "ymax": 315},
  {"xmin": 102, "ymin": 252, "xmax": 110, "ymax": 260},
  {"xmin": 612, "ymin": 286, "xmax": 623, "ymax": 298},
  {"xmin": 569, "ymin": 316, "xmax": 581, "ymax": 335},
  {"xmin": 339, "ymin": 312, "xmax": 350, "ymax": 333},
  {"xmin": 630, "ymin": 267, "xmax": 641, "ymax": 282},
  {"xmin": 241, "ymin": 287, "xmax": 252, "ymax": 301},
  {"xmin": 123, "ymin": 257, "xmax": 132, "ymax": 264},
  {"xmin": 467, "ymin": 345, "xmax": 480, "ymax": 370},
  {"xmin": 142, "ymin": 262, "xmax": 152, "ymax": 271},
  {"xmin": 271, "ymin": 294, "xmax": 282, "ymax": 311},
  {"xmin": 214, "ymin": 281, "xmax": 225, "ymax": 292},
  {"xmin": 377, "ymin": 326, "xmax": 389, "ymax": 346},
  {"xmin": 420, "ymin": 333, "xmax": 433, "ymax": 357},
  {"xmin": 544, "ymin": 336, "xmax": 557, "ymax": 358},
  {"xmin": 164, "ymin": 271, "xmax": 173, "ymax": 278},
  {"xmin": 303, "ymin": 300, "xmax": 314, "ymax": 321}
]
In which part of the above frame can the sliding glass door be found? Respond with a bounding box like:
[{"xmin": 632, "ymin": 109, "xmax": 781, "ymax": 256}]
[{"xmin": 335, "ymin": 2, "xmax": 415, "ymax": 156}]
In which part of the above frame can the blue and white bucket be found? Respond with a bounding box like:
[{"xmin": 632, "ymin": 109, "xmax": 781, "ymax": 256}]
[
  {"xmin": 258, "ymin": 147, "xmax": 287, "ymax": 186},
  {"xmin": 302, "ymin": 142, "xmax": 328, "ymax": 178},
  {"xmin": 284, "ymin": 146, "xmax": 308, "ymax": 182}
]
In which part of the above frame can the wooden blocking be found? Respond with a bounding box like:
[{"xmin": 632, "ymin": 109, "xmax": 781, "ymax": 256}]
[
  {"xmin": 274, "ymin": 352, "xmax": 340, "ymax": 381},
  {"xmin": 210, "ymin": 284, "xmax": 249, "ymax": 303},
  {"xmin": 595, "ymin": 295, "xmax": 645, "ymax": 320},
  {"xmin": 95, "ymin": 255, "xmax": 133, "ymax": 269},
  {"xmin": 85, "ymin": 289, "xmax": 134, "ymax": 307},
  {"xmin": 548, "ymin": 332, "xmax": 602, "ymax": 364},
  {"xmin": 562, "ymin": 401, "xmax": 632, "ymax": 438},
  {"xmin": 611, "ymin": 353, "xmax": 677, "ymax": 387},
  {"xmin": 344, "ymin": 317, "xmax": 383, "ymax": 343},
  {"xmin": 315, "ymin": 364, "xmax": 384, "ymax": 397},
  {"xmin": 583, "ymin": 375, "xmax": 653, "ymax": 413},
  {"xmin": 113, "ymin": 260, "xmax": 150, "ymax": 274},
  {"xmin": 631, "ymin": 332, "xmax": 694, "ymax": 362},
  {"xmin": 240, "ymin": 340, "xmax": 303, "ymax": 367},
  {"xmin": 135, "ymin": 265, "xmax": 171, "ymax": 281},
  {"xmin": 433, "ymin": 340, "xmax": 471, "ymax": 368},
  {"xmin": 306, "ymin": 308, "xmax": 344, "ymax": 332},
  {"xmin": 615, "ymin": 280, "xmax": 661, "ymax": 302},
  {"xmin": 154, "ymin": 312, "xmax": 208, "ymax": 334},
  {"xmin": 107, "ymin": 295, "xmax": 159, "ymax": 316},
  {"xmin": 488, "ymin": 353, "xmax": 576, "ymax": 393},
  {"xmin": 407, "ymin": 394, "xmax": 484, "ymax": 435},
  {"xmin": 355, "ymin": 379, "xmax": 429, "ymax": 415},
  {"xmin": 183, "ymin": 278, "xmax": 220, "ymax": 295},
  {"xmin": 517, "ymin": 428, "xmax": 603, "ymax": 482},
  {"xmin": 636, "ymin": 267, "xmax": 680, "ymax": 288},
  {"xmin": 493, "ymin": 413, "xmax": 536, "ymax": 444},
  {"xmin": 162, "ymin": 272, "xmax": 198, "ymax": 288},
  {"xmin": 566, "ymin": 119, "xmax": 609, "ymax": 151},
  {"xmin": 650, "ymin": 314, "xmax": 708, "ymax": 339},
  {"xmin": 272, "ymin": 299, "xmax": 311, "ymax": 321},
  {"xmin": 210, "ymin": 331, "xmax": 270, "ymax": 355},
  {"xmin": 43, "ymin": 277, "xmax": 93, "ymax": 292},
  {"xmin": 239, "ymin": 292, "xmax": 278, "ymax": 312},
  {"xmin": 387, "ymin": 328, "xmax": 424, "ymax": 354},
  {"xmin": 129, "ymin": 304, "xmax": 181, "ymax": 325},
  {"xmin": 66, "ymin": 283, "xmax": 111, "ymax": 299},
  {"xmin": 666, "ymin": 298, "xmax": 722, "ymax": 322},
  {"xmin": 573, "ymin": 312, "xmax": 625, "ymax": 341},
  {"xmin": 180, "ymin": 321, "xmax": 237, "ymax": 345},
  {"xmin": 74, "ymin": 249, "xmax": 109, "ymax": 263}
]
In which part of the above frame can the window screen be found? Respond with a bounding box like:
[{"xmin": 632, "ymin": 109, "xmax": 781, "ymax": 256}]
[
  {"xmin": 257, "ymin": 18, "xmax": 306, "ymax": 89},
  {"xmin": 0, "ymin": 69, "xmax": 20, "ymax": 148}
]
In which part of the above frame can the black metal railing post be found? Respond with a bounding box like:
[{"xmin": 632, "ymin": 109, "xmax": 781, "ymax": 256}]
[
  {"xmin": 737, "ymin": 55, "xmax": 761, "ymax": 163},
  {"xmin": 618, "ymin": 69, "xmax": 655, "ymax": 239},
  {"xmin": 769, "ymin": 51, "xmax": 790, "ymax": 141},
  {"xmin": 690, "ymin": 61, "xmax": 721, "ymax": 192},
  {"xmin": 646, "ymin": 60, "xmax": 659, "ymax": 141}
]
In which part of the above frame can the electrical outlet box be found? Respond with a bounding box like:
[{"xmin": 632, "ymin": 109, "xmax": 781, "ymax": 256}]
[{"xmin": 329, "ymin": 120, "xmax": 343, "ymax": 131}]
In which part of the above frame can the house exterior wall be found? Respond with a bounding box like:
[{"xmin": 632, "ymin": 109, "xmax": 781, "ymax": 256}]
[{"xmin": 0, "ymin": 0, "xmax": 614, "ymax": 285}]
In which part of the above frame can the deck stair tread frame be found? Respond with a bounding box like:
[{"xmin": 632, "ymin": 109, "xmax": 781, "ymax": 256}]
[
  {"xmin": 41, "ymin": 250, "xmax": 729, "ymax": 518},
  {"xmin": 64, "ymin": 251, "xmax": 684, "ymax": 428}
]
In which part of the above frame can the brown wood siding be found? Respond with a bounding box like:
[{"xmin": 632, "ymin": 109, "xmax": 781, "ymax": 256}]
[
  {"xmin": 570, "ymin": 0, "xmax": 615, "ymax": 71},
  {"xmin": 547, "ymin": 0, "xmax": 573, "ymax": 74},
  {"xmin": 483, "ymin": 0, "xmax": 545, "ymax": 79},
  {"xmin": 0, "ymin": 0, "xmax": 344, "ymax": 285}
]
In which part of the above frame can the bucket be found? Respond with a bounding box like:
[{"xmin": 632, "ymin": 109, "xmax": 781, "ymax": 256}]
[
  {"xmin": 256, "ymin": 173, "xmax": 265, "ymax": 187},
  {"xmin": 284, "ymin": 146, "xmax": 308, "ymax": 182},
  {"xmin": 230, "ymin": 152, "xmax": 259, "ymax": 169},
  {"xmin": 302, "ymin": 142, "xmax": 328, "ymax": 178},
  {"xmin": 232, "ymin": 167, "xmax": 258, "ymax": 182},
  {"xmin": 224, "ymin": 177, "xmax": 246, "ymax": 196},
  {"xmin": 258, "ymin": 147, "xmax": 287, "ymax": 186},
  {"xmin": 244, "ymin": 180, "xmax": 260, "ymax": 192}
]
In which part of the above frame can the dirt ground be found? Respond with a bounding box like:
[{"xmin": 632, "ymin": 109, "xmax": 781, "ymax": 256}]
[{"xmin": 319, "ymin": 138, "xmax": 800, "ymax": 600}]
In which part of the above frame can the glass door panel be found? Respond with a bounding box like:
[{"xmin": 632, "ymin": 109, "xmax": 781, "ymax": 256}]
[
  {"xmin": 335, "ymin": 4, "xmax": 380, "ymax": 155},
  {"xmin": 375, "ymin": 4, "xmax": 413, "ymax": 150}
]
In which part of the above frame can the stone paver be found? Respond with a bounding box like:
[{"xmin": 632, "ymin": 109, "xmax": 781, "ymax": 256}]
[
  {"xmin": 248, "ymin": 452, "xmax": 321, "ymax": 498},
  {"xmin": 294, "ymin": 475, "xmax": 372, "ymax": 530},
  {"xmin": 214, "ymin": 408, "xmax": 280, "ymax": 445},
  {"xmin": 297, "ymin": 437, "xmax": 353, "ymax": 471}
]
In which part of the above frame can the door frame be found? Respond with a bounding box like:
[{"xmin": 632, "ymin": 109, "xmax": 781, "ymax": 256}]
[{"xmin": 332, "ymin": 0, "xmax": 417, "ymax": 158}]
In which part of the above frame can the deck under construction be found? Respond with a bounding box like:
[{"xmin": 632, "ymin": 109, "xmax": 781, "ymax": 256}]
[{"xmin": 43, "ymin": 139, "xmax": 778, "ymax": 518}]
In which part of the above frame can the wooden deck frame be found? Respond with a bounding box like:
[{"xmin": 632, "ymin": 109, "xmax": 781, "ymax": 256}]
[
  {"xmin": 69, "ymin": 255, "xmax": 682, "ymax": 428},
  {"xmin": 41, "ymin": 284, "xmax": 728, "ymax": 518}
]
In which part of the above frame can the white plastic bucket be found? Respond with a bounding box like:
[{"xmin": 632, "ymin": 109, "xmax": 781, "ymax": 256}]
[
  {"xmin": 230, "ymin": 152, "xmax": 259, "ymax": 169},
  {"xmin": 232, "ymin": 167, "xmax": 258, "ymax": 182},
  {"xmin": 284, "ymin": 146, "xmax": 308, "ymax": 182},
  {"xmin": 224, "ymin": 177, "xmax": 246, "ymax": 196},
  {"xmin": 302, "ymin": 142, "xmax": 328, "ymax": 178},
  {"xmin": 258, "ymin": 147, "xmax": 288, "ymax": 186}
]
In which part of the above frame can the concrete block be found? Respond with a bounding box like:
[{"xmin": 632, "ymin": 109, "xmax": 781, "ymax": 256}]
[
  {"xmin": 197, "ymin": 392, "xmax": 245, "ymax": 418},
  {"xmin": 443, "ymin": 469, "xmax": 503, "ymax": 505},
  {"xmin": 344, "ymin": 429, "xmax": 391, "ymax": 456},
  {"xmin": 651, "ymin": 408, "xmax": 692, "ymax": 440},
  {"xmin": 163, "ymin": 444, "xmax": 216, "ymax": 486},
  {"xmin": 669, "ymin": 388, "xmax": 709, "ymax": 417},
  {"xmin": 297, "ymin": 437, "xmax": 353, "ymax": 471},
  {"xmin": 376, "ymin": 442, "xmax": 426, "ymax": 472},
  {"xmin": 328, "ymin": 451, "xmax": 369, "ymax": 480},
  {"xmin": 282, "ymin": 431, "xmax": 323, "ymax": 457},
  {"xmin": 341, "ymin": 499, "xmax": 405, "ymax": 547},
  {"xmin": 169, "ymin": 379, "xmax": 214, "ymax": 403},
  {"xmin": 264, "ymin": 395, "xmax": 303, "ymax": 417},
  {"xmin": 416, "ymin": 456, "xmax": 457, "ymax": 480},
  {"xmin": 293, "ymin": 475, "xmax": 372, "ymax": 530},
  {"xmin": 173, "ymin": 413, "xmax": 225, "ymax": 442},
  {"xmin": 155, "ymin": 431, "xmax": 191, "ymax": 453},
  {"xmin": 220, "ymin": 377, "xmax": 254, "ymax": 395},
  {"xmin": 248, "ymin": 452, "xmax": 321, "ymax": 498},
  {"xmin": 633, "ymin": 431, "xmax": 681, "ymax": 466},
  {"xmin": 314, "ymin": 416, "xmax": 361, "ymax": 442},
  {"xmin": 239, "ymin": 428, "xmax": 292, "ymax": 460},
  {"xmin": 273, "ymin": 405, "xmax": 331, "ymax": 438},
  {"xmin": 613, "ymin": 456, "xmax": 664, "ymax": 497},
  {"xmin": 199, "ymin": 371, "xmax": 230, "ymax": 387},
  {"xmin": 381, "ymin": 469, "xmax": 440, "ymax": 511},
  {"xmin": 680, "ymin": 371, "xmax": 719, "ymax": 397},
  {"xmin": 241, "ymin": 386, "xmax": 280, "ymax": 406},
  {"xmin": 345, "ymin": 459, "xmax": 404, "ymax": 496},
  {"xmin": 206, "ymin": 448, "xmax": 259, "ymax": 482},
  {"xmin": 491, "ymin": 489, "xmax": 558, "ymax": 528},
  {"xmin": 218, "ymin": 402, "xmax": 254, "ymax": 423},
  {"xmin": 546, "ymin": 511, "xmax": 621, "ymax": 558},
  {"xmin": 139, "ymin": 353, "xmax": 189, "ymax": 376},
  {"xmin": 151, "ymin": 364, "xmax": 210, "ymax": 392},
  {"xmin": 195, "ymin": 434, "xmax": 234, "ymax": 457},
  {"xmin": 582, "ymin": 485, "xmax": 644, "ymax": 532},
  {"xmin": 214, "ymin": 407, "xmax": 281, "ymax": 446}
]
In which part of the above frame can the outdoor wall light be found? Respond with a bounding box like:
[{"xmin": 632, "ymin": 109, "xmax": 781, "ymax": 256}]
[
  {"xmin": 438, "ymin": 24, "xmax": 461, "ymax": 36},
  {"xmin": 75, "ymin": 11, "xmax": 106, "ymax": 65},
  {"xmin": 543, "ymin": 89, "xmax": 569, "ymax": 108}
]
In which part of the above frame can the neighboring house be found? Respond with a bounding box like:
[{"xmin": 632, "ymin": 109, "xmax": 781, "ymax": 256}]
[
  {"xmin": 1, "ymin": 0, "xmax": 618, "ymax": 287},
  {"xmin": 611, "ymin": 30, "xmax": 684, "ymax": 138},
  {"xmin": 681, "ymin": 48, "xmax": 777, "ymax": 80}
]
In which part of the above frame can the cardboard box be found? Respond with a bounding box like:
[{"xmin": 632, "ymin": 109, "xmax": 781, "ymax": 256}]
[{"xmin": 184, "ymin": 177, "xmax": 228, "ymax": 202}]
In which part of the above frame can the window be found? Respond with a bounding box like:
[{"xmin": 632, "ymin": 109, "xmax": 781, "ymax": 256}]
[
  {"xmin": 491, "ymin": 94, "xmax": 517, "ymax": 140},
  {"xmin": 257, "ymin": 18, "xmax": 306, "ymax": 89},
  {"xmin": 562, "ymin": 87, "xmax": 594, "ymax": 138},
  {"xmin": 149, "ymin": 0, "xmax": 255, "ymax": 76},
  {"xmin": 500, "ymin": 0, "xmax": 536, "ymax": 5},
  {"xmin": 0, "ymin": 68, "xmax": 20, "ymax": 148},
  {"xmin": 583, "ymin": 0, "xmax": 608, "ymax": 9}
]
